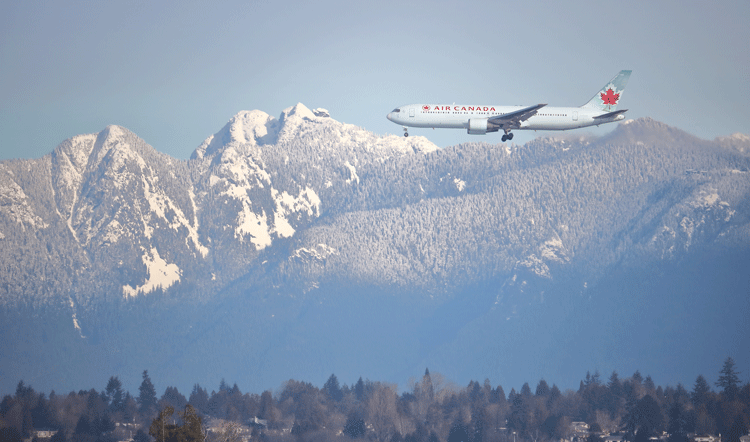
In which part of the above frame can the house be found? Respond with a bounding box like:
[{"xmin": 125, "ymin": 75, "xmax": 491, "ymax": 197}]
[
  {"xmin": 22, "ymin": 429, "xmax": 59, "ymax": 442},
  {"xmin": 692, "ymin": 436, "xmax": 721, "ymax": 442},
  {"xmin": 249, "ymin": 416, "xmax": 268, "ymax": 429},
  {"xmin": 571, "ymin": 422, "xmax": 590, "ymax": 434},
  {"xmin": 33, "ymin": 429, "xmax": 58, "ymax": 439},
  {"xmin": 603, "ymin": 434, "xmax": 628, "ymax": 442}
]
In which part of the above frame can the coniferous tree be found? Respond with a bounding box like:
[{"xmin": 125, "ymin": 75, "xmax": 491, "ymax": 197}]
[
  {"xmin": 691, "ymin": 375, "xmax": 711, "ymax": 409},
  {"xmin": 422, "ymin": 369, "xmax": 434, "ymax": 402},
  {"xmin": 105, "ymin": 376, "xmax": 124, "ymax": 413},
  {"xmin": 726, "ymin": 415, "xmax": 748, "ymax": 442},
  {"xmin": 132, "ymin": 429, "xmax": 150, "ymax": 442},
  {"xmin": 632, "ymin": 371, "xmax": 643, "ymax": 384},
  {"xmin": 535, "ymin": 380, "xmax": 550, "ymax": 397},
  {"xmin": 258, "ymin": 390, "xmax": 275, "ymax": 422},
  {"xmin": 549, "ymin": 384, "xmax": 561, "ymax": 404},
  {"xmin": 644, "ymin": 376, "xmax": 655, "ymax": 392},
  {"xmin": 446, "ymin": 420, "xmax": 469, "ymax": 442},
  {"xmin": 0, "ymin": 427, "xmax": 22, "ymax": 442},
  {"xmin": 494, "ymin": 385, "xmax": 506, "ymax": 403},
  {"xmin": 584, "ymin": 371, "xmax": 593, "ymax": 387},
  {"xmin": 520, "ymin": 383, "xmax": 532, "ymax": 397},
  {"xmin": 624, "ymin": 394, "xmax": 663, "ymax": 439},
  {"xmin": 188, "ymin": 384, "xmax": 209, "ymax": 414},
  {"xmin": 716, "ymin": 357, "xmax": 741, "ymax": 399},
  {"xmin": 138, "ymin": 370, "xmax": 158, "ymax": 417},
  {"xmin": 343, "ymin": 411, "xmax": 366, "ymax": 438},
  {"xmin": 160, "ymin": 386, "xmax": 187, "ymax": 411},
  {"xmin": 468, "ymin": 381, "xmax": 482, "ymax": 403},
  {"xmin": 592, "ymin": 370, "xmax": 601, "ymax": 385},
  {"xmin": 323, "ymin": 374, "xmax": 343, "ymax": 402},
  {"xmin": 179, "ymin": 405, "xmax": 204, "ymax": 442},
  {"xmin": 667, "ymin": 402, "xmax": 689, "ymax": 442},
  {"xmin": 49, "ymin": 430, "xmax": 67, "ymax": 442},
  {"xmin": 608, "ymin": 371, "xmax": 622, "ymax": 397},
  {"xmin": 355, "ymin": 377, "xmax": 365, "ymax": 402}
]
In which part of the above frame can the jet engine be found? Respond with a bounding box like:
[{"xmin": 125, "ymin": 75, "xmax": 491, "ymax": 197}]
[{"xmin": 467, "ymin": 118, "xmax": 488, "ymax": 135}]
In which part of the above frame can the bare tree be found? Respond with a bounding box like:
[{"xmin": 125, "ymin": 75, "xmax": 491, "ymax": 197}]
[
  {"xmin": 367, "ymin": 383, "xmax": 398, "ymax": 442},
  {"xmin": 208, "ymin": 419, "xmax": 242, "ymax": 442}
]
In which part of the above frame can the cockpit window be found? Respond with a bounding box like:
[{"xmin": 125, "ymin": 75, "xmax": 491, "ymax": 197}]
[{"xmin": 392, "ymin": 108, "xmax": 401, "ymax": 112}]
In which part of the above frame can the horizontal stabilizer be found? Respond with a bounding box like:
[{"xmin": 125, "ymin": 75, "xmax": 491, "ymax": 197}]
[{"xmin": 593, "ymin": 109, "xmax": 628, "ymax": 119}]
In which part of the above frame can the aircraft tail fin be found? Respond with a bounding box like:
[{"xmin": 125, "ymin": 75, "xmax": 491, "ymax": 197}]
[{"xmin": 581, "ymin": 70, "xmax": 632, "ymax": 112}]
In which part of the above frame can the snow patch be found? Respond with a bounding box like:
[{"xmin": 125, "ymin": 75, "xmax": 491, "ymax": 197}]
[
  {"xmin": 453, "ymin": 178, "xmax": 466, "ymax": 192},
  {"xmin": 122, "ymin": 247, "xmax": 182, "ymax": 298},
  {"xmin": 217, "ymin": 147, "xmax": 271, "ymax": 198},
  {"xmin": 539, "ymin": 236, "xmax": 568, "ymax": 263},
  {"xmin": 271, "ymin": 186, "xmax": 321, "ymax": 238},
  {"xmin": 139, "ymin": 176, "xmax": 208, "ymax": 257},
  {"xmin": 345, "ymin": 161, "xmax": 359, "ymax": 184},
  {"xmin": 693, "ymin": 191, "xmax": 719, "ymax": 207},
  {"xmin": 235, "ymin": 202, "xmax": 272, "ymax": 250},
  {"xmin": 290, "ymin": 243, "xmax": 338, "ymax": 261},
  {"xmin": 519, "ymin": 254, "xmax": 551, "ymax": 278},
  {"xmin": 69, "ymin": 297, "xmax": 85, "ymax": 338},
  {"xmin": 101, "ymin": 219, "xmax": 125, "ymax": 244}
]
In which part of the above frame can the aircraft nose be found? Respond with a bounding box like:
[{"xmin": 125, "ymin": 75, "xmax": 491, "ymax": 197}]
[{"xmin": 387, "ymin": 112, "xmax": 392, "ymax": 121}]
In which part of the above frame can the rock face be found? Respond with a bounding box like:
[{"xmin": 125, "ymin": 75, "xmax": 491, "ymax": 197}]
[{"xmin": 1, "ymin": 107, "xmax": 749, "ymax": 395}]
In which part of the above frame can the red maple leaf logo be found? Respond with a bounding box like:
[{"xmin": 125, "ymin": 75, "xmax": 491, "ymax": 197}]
[
  {"xmin": 422, "ymin": 105, "xmax": 430, "ymax": 111},
  {"xmin": 600, "ymin": 88, "xmax": 620, "ymax": 105}
]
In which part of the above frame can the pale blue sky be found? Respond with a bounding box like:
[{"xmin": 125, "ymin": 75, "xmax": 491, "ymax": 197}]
[{"xmin": 1, "ymin": 0, "xmax": 748, "ymax": 160}]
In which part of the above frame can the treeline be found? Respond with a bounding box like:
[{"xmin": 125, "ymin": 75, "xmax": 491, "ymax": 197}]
[{"xmin": 1, "ymin": 359, "xmax": 748, "ymax": 442}]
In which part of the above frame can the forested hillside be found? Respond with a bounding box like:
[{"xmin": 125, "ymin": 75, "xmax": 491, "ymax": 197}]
[{"xmin": 1, "ymin": 105, "xmax": 749, "ymax": 400}]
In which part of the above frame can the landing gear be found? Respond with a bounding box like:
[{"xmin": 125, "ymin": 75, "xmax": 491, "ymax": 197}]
[
  {"xmin": 403, "ymin": 127, "xmax": 409, "ymax": 137},
  {"xmin": 501, "ymin": 130, "xmax": 514, "ymax": 142}
]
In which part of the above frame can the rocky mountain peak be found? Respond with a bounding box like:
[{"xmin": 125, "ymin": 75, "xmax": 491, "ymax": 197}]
[
  {"xmin": 192, "ymin": 110, "xmax": 279, "ymax": 160},
  {"xmin": 603, "ymin": 117, "xmax": 705, "ymax": 147},
  {"xmin": 714, "ymin": 132, "xmax": 750, "ymax": 153}
]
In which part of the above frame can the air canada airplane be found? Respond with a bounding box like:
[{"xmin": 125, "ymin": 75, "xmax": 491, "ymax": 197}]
[{"xmin": 387, "ymin": 70, "xmax": 631, "ymax": 141}]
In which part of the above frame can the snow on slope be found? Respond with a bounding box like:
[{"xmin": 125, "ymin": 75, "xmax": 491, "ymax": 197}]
[
  {"xmin": 192, "ymin": 103, "xmax": 436, "ymax": 251},
  {"xmin": 122, "ymin": 247, "xmax": 182, "ymax": 298}
]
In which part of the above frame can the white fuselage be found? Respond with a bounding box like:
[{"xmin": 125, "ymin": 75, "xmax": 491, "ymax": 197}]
[{"xmin": 387, "ymin": 104, "xmax": 625, "ymax": 132}]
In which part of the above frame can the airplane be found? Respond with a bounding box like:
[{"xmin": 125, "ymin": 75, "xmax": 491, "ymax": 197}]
[{"xmin": 387, "ymin": 70, "xmax": 632, "ymax": 141}]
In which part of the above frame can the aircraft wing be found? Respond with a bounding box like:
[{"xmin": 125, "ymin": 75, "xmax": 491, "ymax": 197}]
[{"xmin": 488, "ymin": 103, "xmax": 547, "ymax": 128}]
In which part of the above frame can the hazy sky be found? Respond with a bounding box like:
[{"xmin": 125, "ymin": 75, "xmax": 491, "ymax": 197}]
[{"xmin": 1, "ymin": 0, "xmax": 748, "ymax": 160}]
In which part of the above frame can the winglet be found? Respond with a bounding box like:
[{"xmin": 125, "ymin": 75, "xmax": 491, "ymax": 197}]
[{"xmin": 582, "ymin": 70, "xmax": 632, "ymax": 112}]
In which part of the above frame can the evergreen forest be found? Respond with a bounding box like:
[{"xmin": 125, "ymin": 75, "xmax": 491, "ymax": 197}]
[{"xmin": 1, "ymin": 358, "xmax": 748, "ymax": 442}]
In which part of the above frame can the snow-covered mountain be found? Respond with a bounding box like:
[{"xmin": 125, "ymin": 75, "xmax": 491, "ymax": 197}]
[
  {"xmin": 0, "ymin": 103, "xmax": 437, "ymax": 308},
  {"xmin": 1, "ymin": 107, "xmax": 749, "ymax": 396}
]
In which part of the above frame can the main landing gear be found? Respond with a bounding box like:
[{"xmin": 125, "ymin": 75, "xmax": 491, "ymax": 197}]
[
  {"xmin": 501, "ymin": 130, "xmax": 514, "ymax": 142},
  {"xmin": 403, "ymin": 127, "xmax": 409, "ymax": 137}
]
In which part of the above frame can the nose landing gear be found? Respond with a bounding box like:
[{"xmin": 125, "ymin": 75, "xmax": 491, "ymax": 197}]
[{"xmin": 403, "ymin": 127, "xmax": 409, "ymax": 137}]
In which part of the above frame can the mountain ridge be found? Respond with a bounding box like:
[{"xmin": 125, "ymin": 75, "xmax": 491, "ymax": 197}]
[{"xmin": 1, "ymin": 106, "xmax": 749, "ymax": 395}]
